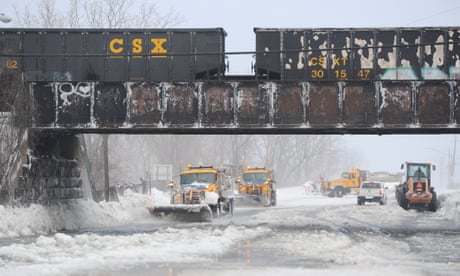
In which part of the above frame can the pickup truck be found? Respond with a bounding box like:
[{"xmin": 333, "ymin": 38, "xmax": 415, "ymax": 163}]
[{"xmin": 357, "ymin": 181, "xmax": 387, "ymax": 205}]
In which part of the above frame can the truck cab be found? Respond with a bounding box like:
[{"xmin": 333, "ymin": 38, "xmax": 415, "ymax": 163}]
[
  {"xmin": 321, "ymin": 168, "xmax": 368, "ymax": 197},
  {"xmin": 148, "ymin": 164, "xmax": 234, "ymax": 221},
  {"xmin": 236, "ymin": 166, "xmax": 276, "ymax": 206}
]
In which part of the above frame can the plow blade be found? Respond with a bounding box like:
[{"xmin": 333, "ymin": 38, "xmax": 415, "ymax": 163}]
[{"xmin": 148, "ymin": 204, "xmax": 213, "ymax": 222}]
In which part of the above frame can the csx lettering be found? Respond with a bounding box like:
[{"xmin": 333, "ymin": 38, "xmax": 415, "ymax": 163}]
[
  {"xmin": 333, "ymin": 57, "xmax": 348, "ymax": 66},
  {"xmin": 132, "ymin": 38, "xmax": 142, "ymax": 54},
  {"xmin": 150, "ymin": 38, "xmax": 167, "ymax": 57},
  {"xmin": 309, "ymin": 57, "xmax": 326, "ymax": 67},
  {"xmin": 109, "ymin": 38, "xmax": 168, "ymax": 58}
]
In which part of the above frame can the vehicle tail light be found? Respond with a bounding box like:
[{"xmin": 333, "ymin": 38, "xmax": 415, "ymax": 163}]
[{"xmin": 379, "ymin": 190, "xmax": 383, "ymax": 196}]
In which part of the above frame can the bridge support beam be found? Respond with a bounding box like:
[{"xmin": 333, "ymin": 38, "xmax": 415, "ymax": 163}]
[{"xmin": 29, "ymin": 80, "xmax": 460, "ymax": 134}]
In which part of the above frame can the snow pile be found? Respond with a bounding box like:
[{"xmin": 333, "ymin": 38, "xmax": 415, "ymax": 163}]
[
  {"xmin": 439, "ymin": 191, "xmax": 460, "ymax": 222},
  {"xmin": 0, "ymin": 189, "xmax": 168, "ymax": 238}
]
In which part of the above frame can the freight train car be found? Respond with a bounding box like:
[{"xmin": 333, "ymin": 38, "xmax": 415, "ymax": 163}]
[
  {"xmin": 254, "ymin": 27, "xmax": 460, "ymax": 81},
  {"xmin": 0, "ymin": 28, "xmax": 226, "ymax": 82}
]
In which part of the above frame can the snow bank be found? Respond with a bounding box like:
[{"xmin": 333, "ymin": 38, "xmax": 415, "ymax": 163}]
[
  {"xmin": 439, "ymin": 191, "xmax": 460, "ymax": 222},
  {"xmin": 0, "ymin": 189, "xmax": 168, "ymax": 238}
]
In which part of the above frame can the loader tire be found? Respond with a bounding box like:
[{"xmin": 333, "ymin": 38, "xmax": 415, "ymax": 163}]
[
  {"xmin": 334, "ymin": 186, "xmax": 344, "ymax": 198},
  {"xmin": 429, "ymin": 191, "xmax": 438, "ymax": 212},
  {"xmin": 398, "ymin": 189, "xmax": 409, "ymax": 210}
]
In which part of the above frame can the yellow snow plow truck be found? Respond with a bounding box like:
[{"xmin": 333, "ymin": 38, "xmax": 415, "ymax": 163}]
[
  {"xmin": 395, "ymin": 161, "xmax": 438, "ymax": 212},
  {"xmin": 321, "ymin": 168, "xmax": 368, "ymax": 197},
  {"xmin": 147, "ymin": 164, "xmax": 234, "ymax": 221},
  {"xmin": 235, "ymin": 166, "xmax": 276, "ymax": 206}
]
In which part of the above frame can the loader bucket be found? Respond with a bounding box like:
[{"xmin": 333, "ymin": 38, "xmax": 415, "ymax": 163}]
[{"xmin": 148, "ymin": 204, "xmax": 213, "ymax": 222}]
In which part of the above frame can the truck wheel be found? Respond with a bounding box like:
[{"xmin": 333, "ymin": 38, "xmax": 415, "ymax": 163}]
[
  {"xmin": 271, "ymin": 191, "xmax": 277, "ymax": 206},
  {"xmin": 357, "ymin": 197, "xmax": 363, "ymax": 205},
  {"xmin": 230, "ymin": 199, "xmax": 234, "ymax": 216},
  {"xmin": 334, "ymin": 187, "xmax": 344, "ymax": 198},
  {"xmin": 211, "ymin": 203, "xmax": 220, "ymax": 218},
  {"xmin": 262, "ymin": 195, "xmax": 271, "ymax": 207}
]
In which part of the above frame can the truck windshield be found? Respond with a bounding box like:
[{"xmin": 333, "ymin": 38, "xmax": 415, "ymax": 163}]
[
  {"xmin": 181, "ymin": 173, "xmax": 216, "ymax": 185},
  {"xmin": 341, "ymin": 172, "xmax": 351, "ymax": 178},
  {"xmin": 243, "ymin": 173, "xmax": 268, "ymax": 184},
  {"xmin": 407, "ymin": 164, "xmax": 430, "ymax": 178}
]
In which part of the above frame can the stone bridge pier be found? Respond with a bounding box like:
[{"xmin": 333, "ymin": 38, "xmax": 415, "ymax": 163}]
[{"xmin": 15, "ymin": 132, "xmax": 86, "ymax": 204}]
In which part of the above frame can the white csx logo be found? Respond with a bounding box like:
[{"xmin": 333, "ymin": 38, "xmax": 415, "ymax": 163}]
[{"xmin": 109, "ymin": 38, "xmax": 168, "ymax": 58}]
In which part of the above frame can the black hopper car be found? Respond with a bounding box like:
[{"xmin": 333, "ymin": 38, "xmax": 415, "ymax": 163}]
[{"xmin": 1, "ymin": 27, "xmax": 460, "ymax": 82}]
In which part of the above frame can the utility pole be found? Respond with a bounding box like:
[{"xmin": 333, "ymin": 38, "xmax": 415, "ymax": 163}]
[
  {"xmin": 232, "ymin": 135, "xmax": 239, "ymax": 179},
  {"xmin": 103, "ymin": 135, "xmax": 110, "ymax": 201},
  {"xmin": 450, "ymin": 136, "xmax": 457, "ymax": 189}
]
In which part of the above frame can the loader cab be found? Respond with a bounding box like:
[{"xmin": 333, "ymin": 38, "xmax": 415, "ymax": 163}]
[
  {"xmin": 401, "ymin": 162, "xmax": 435, "ymax": 181},
  {"xmin": 397, "ymin": 161, "xmax": 438, "ymax": 212}
]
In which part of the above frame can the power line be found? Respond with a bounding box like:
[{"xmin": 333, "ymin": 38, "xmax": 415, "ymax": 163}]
[{"xmin": 406, "ymin": 5, "xmax": 460, "ymax": 26}]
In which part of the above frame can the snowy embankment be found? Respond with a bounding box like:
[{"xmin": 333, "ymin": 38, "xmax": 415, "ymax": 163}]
[
  {"xmin": 0, "ymin": 189, "xmax": 167, "ymax": 238},
  {"xmin": 439, "ymin": 191, "xmax": 460, "ymax": 222}
]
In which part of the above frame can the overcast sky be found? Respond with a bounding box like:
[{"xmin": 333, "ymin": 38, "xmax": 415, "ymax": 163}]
[{"xmin": 1, "ymin": 0, "xmax": 460, "ymax": 183}]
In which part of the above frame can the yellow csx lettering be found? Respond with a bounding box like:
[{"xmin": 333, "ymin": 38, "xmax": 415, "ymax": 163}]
[
  {"xmin": 309, "ymin": 57, "xmax": 348, "ymax": 67},
  {"xmin": 309, "ymin": 57, "xmax": 326, "ymax": 67},
  {"xmin": 109, "ymin": 38, "xmax": 168, "ymax": 58},
  {"xmin": 333, "ymin": 57, "xmax": 348, "ymax": 66}
]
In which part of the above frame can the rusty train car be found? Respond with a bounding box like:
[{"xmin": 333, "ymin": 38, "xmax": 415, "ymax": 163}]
[{"xmin": 254, "ymin": 27, "xmax": 460, "ymax": 81}]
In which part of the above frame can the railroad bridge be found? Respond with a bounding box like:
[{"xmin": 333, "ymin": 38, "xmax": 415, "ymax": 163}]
[{"xmin": 1, "ymin": 27, "xmax": 460, "ymax": 203}]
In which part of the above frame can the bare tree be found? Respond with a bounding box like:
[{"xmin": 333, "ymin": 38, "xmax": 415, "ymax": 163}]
[
  {"xmin": 14, "ymin": 0, "xmax": 182, "ymax": 28},
  {"xmin": 249, "ymin": 135, "xmax": 344, "ymax": 187}
]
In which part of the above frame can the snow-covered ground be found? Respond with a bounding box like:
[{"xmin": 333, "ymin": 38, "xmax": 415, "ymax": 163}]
[{"xmin": 0, "ymin": 185, "xmax": 459, "ymax": 275}]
